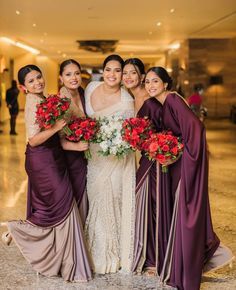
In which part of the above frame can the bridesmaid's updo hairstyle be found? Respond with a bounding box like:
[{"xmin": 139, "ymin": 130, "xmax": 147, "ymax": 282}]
[
  {"xmin": 124, "ymin": 58, "xmax": 145, "ymax": 75},
  {"xmin": 103, "ymin": 54, "xmax": 124, "ymax": 70},
  {"xmin": 146, "ymin": 66, "xmax": 173, "ymax": 90},
  {"xmin": 18, "ymin": 64, "xmax": 42, "ymax": 86},
  {"xmin": 59, "ymin": 59, "xmax": 81, "ymax": 75}
]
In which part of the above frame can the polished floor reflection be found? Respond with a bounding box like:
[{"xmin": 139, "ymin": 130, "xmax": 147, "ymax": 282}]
[{"xmin": 0, "ymin": 113, "xmax": 235, "ymax": 290}]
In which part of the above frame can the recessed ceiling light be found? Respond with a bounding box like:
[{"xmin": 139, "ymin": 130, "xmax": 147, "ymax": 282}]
[
  {"xmin": 170, "ymin": 8, "xmax": 175, "ymax": 13},
  {"xmin": 32, "ymin": 23, "xmax": 36, "ymax": 27},
  {"xmin": 148, "ymin": 31, "xmax": 153, "ymax": 35},
  {"xmin": 0, "ymin": 37, "xmax": 40, "ymax": 54},
  {"xmin": 16, "ymin": 10, "xmax": 20, "ymax": 15},
  {"xmin": 62, "ymin": 53, "xmax": 67, "ymax": 58},
  {"xmin": 156, "ymin": 22, "xmax": 162, "ymax": 27}
]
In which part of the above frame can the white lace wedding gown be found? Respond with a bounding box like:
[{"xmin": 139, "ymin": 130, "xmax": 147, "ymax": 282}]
[{"xmin": 85, "ymin": 81, "xmax": 136, "ymax": 274}]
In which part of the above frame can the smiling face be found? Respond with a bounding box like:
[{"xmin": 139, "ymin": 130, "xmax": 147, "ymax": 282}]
[
  {"xmin": 103, "ymin": 60, "xmax": 122, "ymax": 88},
  {"xmin": 22, "ymin": 70, "xmax": 45, "ymax": 94},
  {"xmin": 60, "ymin": 63, "xmax": 82, "ymax": 90},
  {"xmin": 145, "ymin": 70, "xmax": 166, "ymax": 97},
  {"xmin": 122, "ymin": 63, "xmax": 144, "ymax": 89}
]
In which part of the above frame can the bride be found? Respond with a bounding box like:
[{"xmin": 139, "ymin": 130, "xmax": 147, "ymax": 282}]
[{"xmin": 85, "ymin": 54, "xmax": 136, "ymax": 274}]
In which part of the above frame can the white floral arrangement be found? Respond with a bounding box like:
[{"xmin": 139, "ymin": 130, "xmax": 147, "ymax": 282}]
[{"xmin": 96, "ymin": 115, "xmax": 132, "ymax": 158}]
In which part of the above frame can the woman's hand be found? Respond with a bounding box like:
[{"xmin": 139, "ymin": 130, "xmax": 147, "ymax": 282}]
[
  {"xmin": 160, "ymin": 154, "xmax": 182, "ymax": 166},
  {"xmin": 53, "ymin": 119, "xmax": 67, "ymax": 132},
  {"xmin": 75, "ymin": 141, "xmax": 89, "ymax": 151}
]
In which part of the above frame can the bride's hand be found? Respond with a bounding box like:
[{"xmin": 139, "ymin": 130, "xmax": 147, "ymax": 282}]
[{"xmin": 75, "ymin": 141, "xmax": 89, "ymax": 151}]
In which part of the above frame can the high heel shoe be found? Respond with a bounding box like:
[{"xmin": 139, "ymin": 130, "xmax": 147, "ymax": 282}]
[{"xmin": 2, "ymin": 231, "xmax": 12, "ymax": 246}]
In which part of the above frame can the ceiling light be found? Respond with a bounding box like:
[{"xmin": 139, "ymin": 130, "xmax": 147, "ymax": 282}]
[
  {"xmin": 166, "ymin": 68, "xmax": 173, "ymax": 73},
  {"xmin": 170, "ymin": 8, "xmax": 175, "ymax": 13},
  {"xmin": 156, "ymin": 22, "xmax": 162, "ymax": 27},
  {"xmin": 32, "ymin": 23, "xmax": 36, "ymax": 27},
  {"xmin": 0, "ymin": 37, "xmax": 40, "ymax": 54},
  {"xmin": 148, "ymin": 31, "xmax": 153, "ymax": 35},
  {"xmin": 169, "ymin": 42, "xmax": 180, "ymax": 50},
  {"xmin": 16, "ymin": 10, "xmax": 20, "ymax": 15},
  {"xmin": 62, "ymin": 53, "xmax": 67, "ymax": 58}
]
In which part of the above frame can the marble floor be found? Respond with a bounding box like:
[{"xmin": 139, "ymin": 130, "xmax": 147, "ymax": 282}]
[{"xmin": 0, "ymin": 114, "xmax": 235, "ymax": 290}]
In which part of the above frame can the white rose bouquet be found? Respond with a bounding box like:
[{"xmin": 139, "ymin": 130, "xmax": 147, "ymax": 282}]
[{"xmin": 96, "ymin": 115, "xmax": 132, "ymax": 158}]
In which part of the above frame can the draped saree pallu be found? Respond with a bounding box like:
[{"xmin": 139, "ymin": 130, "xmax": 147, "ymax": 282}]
[
  {"xmin": 6, "ymin": 93, "xmax": 92, "ymax": 282},
  {"xmin": 84, "ymin": 81, "xmax": 136, "ymax": 274},
  {"xmin": 59, "ymin": 86, "xmax": 88, "ymax": 224},
  {"xmin": 158, "ymin": 93, "xmax": 234, "ymax": 290},
  {"xmin": 132, "ymin": 97, "xmax": 163, "ymax": 274}
]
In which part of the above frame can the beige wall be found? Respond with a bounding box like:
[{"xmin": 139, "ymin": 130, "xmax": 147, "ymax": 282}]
[
  {"xmin": 14, "ymin": 53, "xmax": 59, "ymax": 110},
  {"xmin": 166, "ymin": 38, "xmax": 236, "ymax": 117}
]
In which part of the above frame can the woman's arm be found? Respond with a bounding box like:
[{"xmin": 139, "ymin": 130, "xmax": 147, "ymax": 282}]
[
  {"xmin": 60, "ymin": 138, "xmax": 89, "ymax": 151},
  {"xmin": 28, "ymin": 119, "xmax": 67, "ymax": 147}
]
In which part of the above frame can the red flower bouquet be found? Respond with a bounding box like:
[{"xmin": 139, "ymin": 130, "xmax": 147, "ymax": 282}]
[
  {"xmin": 143, "ymin": 131, "xmax": 184, "ymax": 173},
  {"xmin": 122, "ymin": 117, "xmax": 155, "ymax": 151},
  {"xmin": 64, "ymin": 117, "xmax": 99, "ymax": 159},
  {"xmin": 36, "ymin": 95, "xmax": 70, "ymax": 129}
]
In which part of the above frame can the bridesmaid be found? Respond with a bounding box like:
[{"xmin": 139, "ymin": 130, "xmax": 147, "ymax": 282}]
[
  {"xmin": 1, "ymin": 65, "xmax": 92, "ymax": 282},
  {"xmin": 123, "ymin": 58, "xmax": 163, "ymax": 275},
  {"xmin": 59, "ymin": 59, "xmax": 89, "ymax": 223},
  {"xmin": 123, "ymin": 58, "xmax": 149, "ymax": 114},
  {"xmin": 145, "ymin": 66, "xmax": 234, "ymax": 290}
]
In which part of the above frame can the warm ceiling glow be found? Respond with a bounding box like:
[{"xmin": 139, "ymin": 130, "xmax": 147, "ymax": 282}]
[
  {"xmin": 15, "ymin": 10, "xmax": 20, "ymax": 15},
  {"xmin": 168, "ymin": 42, "xmax": 180, "ymax": 50},
  {"xmin": 32, "ymin": 23, "xmax": 36, "ymax": 27},
  {"xmin": 156, "ymin": 22, "xmax": 162, "ymax": 26},
  {"xmin": 0, "ymin": 37, "xmax": 40, "ymax": 54},
  {"xmin": 170, "ymin": 8, "xmax": 175, "ymax": 13}
]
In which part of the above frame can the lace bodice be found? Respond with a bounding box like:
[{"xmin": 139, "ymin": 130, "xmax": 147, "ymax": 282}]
[
  {"xmin": 85, "ymin": 81, "xmax": 134, "ymax": 118},
  {"xmin": 24, "ymin": 93, "xmax": 44, "ymax": 141}
]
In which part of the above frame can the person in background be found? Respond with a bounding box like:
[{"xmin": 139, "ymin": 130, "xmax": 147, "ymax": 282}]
[
  {"xmin": 6, "ymin": 80, "xmax": 19, "ymax": 135},
  {"xmin": 187, "ymin": 83, "xmax": 206, "ymax": 121}
]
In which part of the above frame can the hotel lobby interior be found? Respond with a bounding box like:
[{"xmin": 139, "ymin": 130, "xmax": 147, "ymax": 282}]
[{"xmin": 0, "ymin": 1, "xmax": 236, "ymax": 289}]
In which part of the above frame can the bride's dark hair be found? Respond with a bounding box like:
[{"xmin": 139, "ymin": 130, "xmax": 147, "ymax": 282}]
[{"xmin": 103, "ymin": 54, "xmax": 124, "ymax": 70}]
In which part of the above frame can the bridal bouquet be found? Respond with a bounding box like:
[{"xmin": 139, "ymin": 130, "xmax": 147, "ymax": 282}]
[
  {"xmin": 143, "ymin": 131, "xmax": 184, "ymax": 173},
  {"xmin": 122, "ymin": 117, "xmax": 154, "ymax": 151},
  {"xmin": 64, "ymin": 117, "xmax": 99, "ymax": 159},
  {"xmin": 96, "ymin": 115, "xmax": 132, "ymax": 158},
  {"xmin": 35, "ymin": 94, "xmax": 70, "ymax": 129}
]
